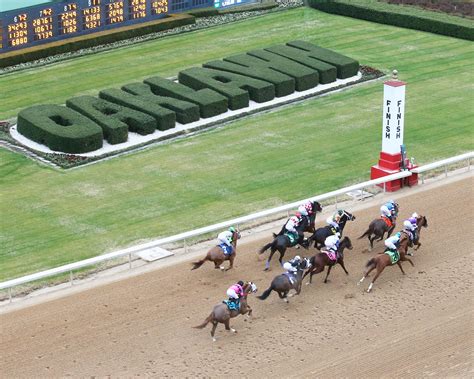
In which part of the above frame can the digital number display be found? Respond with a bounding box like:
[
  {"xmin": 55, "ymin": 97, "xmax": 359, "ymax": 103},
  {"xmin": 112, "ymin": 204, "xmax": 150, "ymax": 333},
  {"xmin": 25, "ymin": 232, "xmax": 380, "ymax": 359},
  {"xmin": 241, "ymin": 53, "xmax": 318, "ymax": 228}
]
[
  {"xmin": 33, "ymin": 9, "xmax": 54, "ymax": 41},
  {"xmin": 152, "ymin": 0, "xmax": 168, "ymax": 15},
  {"xmin": 7, "ymin": 14, "xmax": 28, "ymax": 47},
  {"xmin": 106, "ymin": 0, "xmax": 125, "ymax": 25},
  {"xmin": 0, "ymin": 0, "xmax": 254, "ymax": 53},
  {"xmin": 82, "ymin": 0, "xmax": 102, "ymax": 30},
  {"xmin": 129, "ymin": 0, "xmax": 147, "ymax": 20},
  {"xmin": 58, "ymin": 3, "xmax": 78, "ymax": 35}
]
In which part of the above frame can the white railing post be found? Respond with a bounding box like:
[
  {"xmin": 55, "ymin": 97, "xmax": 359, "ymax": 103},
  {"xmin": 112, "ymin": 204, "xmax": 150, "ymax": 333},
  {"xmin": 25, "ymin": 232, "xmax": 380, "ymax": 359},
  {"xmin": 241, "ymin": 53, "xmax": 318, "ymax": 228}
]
[
  {"xmin": 69, "ymin": 271, "xmax": 73, "ymax": 286},
  {"xmin": 8, "ymin": 288, "xmax": 12, "ymax": 303},
  {"xmin": 128, "ymin": 253, "xmax": 132, "ymax": 269}
]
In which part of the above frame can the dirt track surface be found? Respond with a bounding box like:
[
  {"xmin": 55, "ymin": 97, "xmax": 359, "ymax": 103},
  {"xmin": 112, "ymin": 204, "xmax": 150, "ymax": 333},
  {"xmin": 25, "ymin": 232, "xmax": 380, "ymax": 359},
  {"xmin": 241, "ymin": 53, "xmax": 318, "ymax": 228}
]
[{"xmin": 1, "ymin": 175, "xmax": 473, "ymax": 378}]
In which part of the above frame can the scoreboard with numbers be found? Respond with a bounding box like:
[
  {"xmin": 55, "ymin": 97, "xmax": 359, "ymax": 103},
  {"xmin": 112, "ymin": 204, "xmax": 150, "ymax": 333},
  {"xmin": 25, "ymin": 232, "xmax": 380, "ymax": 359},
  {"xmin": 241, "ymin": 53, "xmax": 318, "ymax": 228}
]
[{"xmin": 0, "ymin": 0, "xmax": 259, "ymax": 53}]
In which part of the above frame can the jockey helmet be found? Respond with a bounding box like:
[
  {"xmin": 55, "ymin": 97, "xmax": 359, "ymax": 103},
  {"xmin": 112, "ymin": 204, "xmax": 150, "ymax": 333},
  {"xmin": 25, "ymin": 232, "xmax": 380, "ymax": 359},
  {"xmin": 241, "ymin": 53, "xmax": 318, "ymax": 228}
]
[
  {"xmin": 294, "ymin": 255, "xmax": 301, "ymax": 261},
  {"xmin": 408, "ymin": 217, "xmax": 417, "ymax": 225},
  {"xmin": 403, "ymin": 220, "xmax": 413, "ymax": 230},
  {"xmin": 304, "ymin": 202, "xmax": 313, "ymax": 213},
  {"xmin": 389, "ymin": 199, "xmax": 395, "ymax": 204},
  {"xmin": 412, "ymin": 212, "xmax": 418, "ymax": 218},
  {"xmin": 229, "ymin": 226, "xmax": 236, "ymax": 233},
  {"xmin": 295, "ymin": 212, "xmax": 302, "ymax": 219},
  {"xmin": 237, "ymin": 280, "xmax": 244, "ymax": 287}
]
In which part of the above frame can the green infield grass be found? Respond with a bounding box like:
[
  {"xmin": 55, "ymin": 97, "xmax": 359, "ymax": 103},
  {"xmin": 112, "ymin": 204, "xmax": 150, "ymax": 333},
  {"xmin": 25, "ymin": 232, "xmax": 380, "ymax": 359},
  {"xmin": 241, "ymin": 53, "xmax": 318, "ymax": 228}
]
[{"xmin": 0, "ymin": 7, "xmax": 473, "ymax": 281}]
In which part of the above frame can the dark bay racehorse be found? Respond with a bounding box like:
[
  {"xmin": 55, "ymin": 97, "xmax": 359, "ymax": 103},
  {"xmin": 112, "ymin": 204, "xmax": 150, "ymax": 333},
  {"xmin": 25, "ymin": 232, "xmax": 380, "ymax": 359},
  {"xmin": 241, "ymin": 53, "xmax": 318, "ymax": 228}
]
[
  {"xmin": 358, "ymin": 231, "xmax": 414, "ymax": 292},
  {"xmin": 194, "ymin": 281, "xmax": 257, "ymax": 342},
  {"xmin": 257, "ymin": 258, "xmax": 311, "ymax": 303},
  {"xmin": 275, "ymin": 201, "xmax": 323, "ymax": 236},
  {"xmin": 303, "ymin": 236, "xmax": 353, "ymax": 284},
  {"xmin": 306, "ymin": 210, "xmax": 356, "ymax": 250},
  {"xmin": 358, "ymin": 205, "xmax": 399, "ymax": 251},
  {"xmin": 258, "ymin": 219, "xmax": 309, "ymax": 271},
  {"xmin": 191, "ymin": 228, "xmax": 241, "ymax": 271}
]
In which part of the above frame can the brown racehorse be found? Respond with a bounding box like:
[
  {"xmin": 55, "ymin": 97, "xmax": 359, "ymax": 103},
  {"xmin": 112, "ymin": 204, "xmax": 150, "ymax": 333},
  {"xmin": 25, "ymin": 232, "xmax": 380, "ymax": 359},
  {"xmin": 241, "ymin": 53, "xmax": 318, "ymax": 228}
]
[
  {"xmin": 408, "ymin": 215, "xmax": 428, "ymax": 254},
  {"xmin": 193, "ymin": 281, "xmax": 257, "ymax": 342},
  {"xmin": 302, "ymin": 236, "xmax": 353, "ymax": 285},
  {"xmin": 358, "ymin": 231, "xmax": 414, "ymax": 292},
  {"xmin": 191, "ymin": 228, "xmax": 241, "ymax": 271}
]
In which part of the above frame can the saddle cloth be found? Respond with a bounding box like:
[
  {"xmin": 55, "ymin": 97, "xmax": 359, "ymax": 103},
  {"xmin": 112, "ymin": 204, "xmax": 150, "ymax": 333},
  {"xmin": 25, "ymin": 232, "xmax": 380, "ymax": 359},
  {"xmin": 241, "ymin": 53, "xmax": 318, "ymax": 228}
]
[
  {"xmin": 284, "ymin": 232, "xmax": 298, "ymax": 247},
  {"xmin": 284, "ymin": 272, "xmax": 297, "ymax": 285},
  {"xmin": 223, "ymin": 299, "xmax": 240, "ymax": 311},
  {"xmin": 219, "ymin": 243, "xmax": 233, "ymax": 256},
  {"xmin": 384, "ymin": 249, "xmax": 400, "ymax": 264},
  {"xmin": 381, "ymin": 216, "xmax": 392, "ymax": 228},
  {"xmin": 322, "ymin": 249, "xmax": 337, "ymax": 262}
]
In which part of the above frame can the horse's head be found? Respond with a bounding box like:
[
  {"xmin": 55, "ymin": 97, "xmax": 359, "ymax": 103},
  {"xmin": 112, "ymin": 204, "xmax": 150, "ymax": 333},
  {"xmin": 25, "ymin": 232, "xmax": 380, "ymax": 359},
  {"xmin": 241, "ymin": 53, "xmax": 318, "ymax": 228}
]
[
  {"xmin": 244, "ymin": 281, "xmax": 258, "ymax": 294},
  {"xmin": 229, "ymin": 227, "xmax": 241, "ymax": 241},
  {"xmin": 338, "ymin": 210, "xmax": 356, "ymax": 224},
  {"xmin": 312, "ymin": 201, "xmax": 323, "ymax": 214},
  {"xmin": 340, "ymin": 236, "xmax": 353, "ymax": 251},
  {"xmin": 417, "ymin": 215, "xmax": 428, "ymax": 228}
]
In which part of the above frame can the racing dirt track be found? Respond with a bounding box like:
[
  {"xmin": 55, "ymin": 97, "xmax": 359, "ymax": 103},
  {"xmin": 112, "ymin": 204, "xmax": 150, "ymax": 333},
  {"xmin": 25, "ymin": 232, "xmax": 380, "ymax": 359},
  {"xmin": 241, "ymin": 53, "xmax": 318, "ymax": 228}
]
[{"xmin": 1, "ymin": 174, "xmax": 473, "ymax": 378}]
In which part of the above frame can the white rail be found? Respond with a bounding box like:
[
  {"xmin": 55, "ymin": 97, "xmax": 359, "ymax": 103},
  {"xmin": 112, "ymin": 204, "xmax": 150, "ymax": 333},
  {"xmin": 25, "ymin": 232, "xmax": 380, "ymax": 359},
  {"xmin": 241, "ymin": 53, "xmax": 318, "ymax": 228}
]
[{"xmin": 1, "ymin": 152, "xmax": 472, "ymax": 299}]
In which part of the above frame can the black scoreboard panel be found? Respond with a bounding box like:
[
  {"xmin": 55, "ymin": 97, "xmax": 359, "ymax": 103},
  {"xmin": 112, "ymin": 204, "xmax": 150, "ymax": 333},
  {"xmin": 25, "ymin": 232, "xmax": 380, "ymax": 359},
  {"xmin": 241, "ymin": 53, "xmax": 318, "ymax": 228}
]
[{"xmin": 1, "ymin": 0, "xmax": 259, "ymax": 53}]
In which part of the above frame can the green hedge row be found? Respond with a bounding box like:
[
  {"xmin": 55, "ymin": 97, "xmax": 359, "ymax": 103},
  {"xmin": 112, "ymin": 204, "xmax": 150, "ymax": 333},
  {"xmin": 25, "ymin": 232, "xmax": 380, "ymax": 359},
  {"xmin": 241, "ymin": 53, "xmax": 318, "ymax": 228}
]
[
  {"xmin": 17, "ymin": 41, "xmax": 360, "ymax": 153},
  {"xmin": 17, "ymin": 105, "xmax": 103, "ymax": 154},
  {"xmin": 0, "ymin": 15, "xmax": 195, "ymax": 69},
  {"xmin": 308, "ymin": 0, "xmax": 474, "ymax": 41}
]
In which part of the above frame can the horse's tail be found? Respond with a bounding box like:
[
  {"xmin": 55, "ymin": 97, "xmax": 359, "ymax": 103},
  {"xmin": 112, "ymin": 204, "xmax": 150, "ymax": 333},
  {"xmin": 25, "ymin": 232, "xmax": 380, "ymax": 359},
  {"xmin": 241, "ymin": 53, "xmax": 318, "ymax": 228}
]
[
  {"xmin": 259, "ymin": 241, "xmax": 274, "ymax": 255},
  {"xmin": 366, "ymin": 258, "xmax": 377, "ymax": 268},
  {"xmin": 257, "ymin": 285, "xmax": 274, "ymax": 300},
  {"xmin": 191, "ymin": 258, "xmax": 207, "ymax": 270},
  {"xmin": 358, "ymin": 228, "xmax": 371, "ymax": 239},
  {"xmin": 193, "ymin": 313, "xmax": 213, "ymax": 329}
]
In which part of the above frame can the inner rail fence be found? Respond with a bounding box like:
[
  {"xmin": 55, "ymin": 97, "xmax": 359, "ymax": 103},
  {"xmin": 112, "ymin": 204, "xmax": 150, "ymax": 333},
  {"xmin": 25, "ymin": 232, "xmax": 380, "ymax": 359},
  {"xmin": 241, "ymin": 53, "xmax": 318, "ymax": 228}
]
[{"xmin": 1, "ymin": 152, "xmax": 472, "ymax": 301}]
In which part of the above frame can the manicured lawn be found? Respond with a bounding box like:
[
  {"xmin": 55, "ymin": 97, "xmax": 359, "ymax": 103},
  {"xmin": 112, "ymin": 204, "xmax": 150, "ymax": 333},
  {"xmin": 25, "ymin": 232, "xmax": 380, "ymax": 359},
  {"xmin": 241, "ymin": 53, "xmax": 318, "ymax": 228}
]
[{"xmin": 0, "ymin": 7, "xmax": 473, "ymax": 281}]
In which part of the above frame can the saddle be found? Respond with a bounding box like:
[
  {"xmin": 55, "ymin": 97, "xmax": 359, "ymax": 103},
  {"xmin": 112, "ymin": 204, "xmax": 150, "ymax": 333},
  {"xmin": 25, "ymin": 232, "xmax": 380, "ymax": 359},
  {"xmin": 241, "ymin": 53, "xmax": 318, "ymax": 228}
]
[
  {"xmin": 381, "ymin": 216, "xmax": 392, "ymax": 228},
  {"xmin": 219, "ymin": 243, "xmax": 233, "ymax": 256},
  {"xmin": 223, "ymin": 299, "xmax": 240, "ymax": 311},
  {"xmin": 384, "ymin": 249, "xmax": 400, "ymax": 264}
]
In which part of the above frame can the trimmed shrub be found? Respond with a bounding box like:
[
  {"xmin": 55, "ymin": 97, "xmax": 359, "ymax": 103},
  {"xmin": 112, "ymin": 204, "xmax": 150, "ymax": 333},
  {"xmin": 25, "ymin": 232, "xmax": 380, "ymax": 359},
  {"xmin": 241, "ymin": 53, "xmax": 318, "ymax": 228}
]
[
  {"xmin": 99, "ymin": 89, "xmax": 175, "ymax": 131},
  {"xmin": 122, "ymin": 83, "xmax": 200, "ymax": 124},
  {"xmin": 143, "ymin": 76, "xmax": 228, "ymax": 118},
  {"xmin": 265, "ymin": 44, "xmax": 337, "ymax": 84},
  {"xmin": 308, "ymin": 0, "xmax": 474, "ymax": 41},
  {"xmin": 204, "ymin": 58, "xmax": 295, "ymax": 97},
  {"xmin": 244, "ymin": 50, "xmax": 320, "ymax": 91},
  {"xmin": 178, "ymin": 67, "xmax": 275, "ymax": 110},
  {"xmin": 17, "ymin": 105, "xmax": 103, "ymax": 153},
  {"xmin": 286, "ymin": 40, "xmax": 359, "ymax": 79},
  {"xmin": 66, "ymin": 96, "xmax": 157, "ymax": 144}
]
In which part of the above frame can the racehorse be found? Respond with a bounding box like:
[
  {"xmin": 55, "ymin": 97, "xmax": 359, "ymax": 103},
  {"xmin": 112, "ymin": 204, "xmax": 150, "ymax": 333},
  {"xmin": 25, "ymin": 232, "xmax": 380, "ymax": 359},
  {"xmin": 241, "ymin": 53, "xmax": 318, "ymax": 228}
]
[
  {"xmin": 191, "ymin": 228, "xmax": 241, "ymax": 271},
  {"xmin": 358, "ymin": 231, "xmax": 414, "ymax": 292},
  {"xmin": 275, "ymin": 201, "xmax": 323, "ymax": 235},
  {"xmin": 358, "ymin": 204, "xmax": 399, "ymax": 251},
  {"xmin": 303, "ymin": 236, "xmax": 353, "ymax": 285},
  {"xmin": 193, "ymin": 281, "xmax": 258, "ymax": 341},
  {"xmin": 409, "ymin": 215, "xmax": 428, "ymax": 254},
  {"xmin": 305, "ymin": 210, "xmax": 356, "ymax": 250},
  {"xmin": 257, "ymin": 258, "xmax": 311, "ymax": 303}
]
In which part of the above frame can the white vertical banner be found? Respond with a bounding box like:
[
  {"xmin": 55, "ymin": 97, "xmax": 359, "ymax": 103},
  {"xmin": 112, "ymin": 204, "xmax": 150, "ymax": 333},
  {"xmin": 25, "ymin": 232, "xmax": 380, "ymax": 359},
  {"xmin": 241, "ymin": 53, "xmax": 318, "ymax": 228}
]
[{"xmin": 382, "ymin": 81, "xmax": 406, "ymax": 155}]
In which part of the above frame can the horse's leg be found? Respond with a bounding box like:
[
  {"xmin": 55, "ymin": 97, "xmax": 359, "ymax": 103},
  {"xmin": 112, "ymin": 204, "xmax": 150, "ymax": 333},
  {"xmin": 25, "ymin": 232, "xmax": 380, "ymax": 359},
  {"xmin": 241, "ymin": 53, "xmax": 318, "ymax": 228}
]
[
  {"xmin": 225, "ymin": 255, "xmax": 234, "ymax": 271},
  {"xmin": 246, "ymin": 305, "xmax": 252, "ymax": 318},
  {"xmin": 358, "ymin": 261, "xmax": 376, "ymax": 286},
  {"xmin": 399, "ymin": 254, "xmax": 414, "ymax": 267},
  {"xmin": 224, "ymin": 319, "xmax": 236, "ymax": 334},
  {"xmin": 278, "ymin": 247, "xmax": 286, "ymax": 267},
  {"xmin": 265, "ymin": 248, "xmax": 276, "ymax": 271},
  {"xmin": 211, "ymin": 321, "xmax": 219, "ymax": 342},
  {"xmin": 368, "ymin": 235, "xmax": 374, "ymax": 251},
  {"xmin": 309, "ymin": 266, "xmax": 324, "ymax": 284},
  {"xmin": 367, "ymin": 264, "xmax": 385, "ymax": 292},
  {"xmin": 396, "ymin": 261, "xmax": 406, "ymax": 275},
  {"xmin": 324, "ymin": 265, "xmax": 333, "ymax": 283},
  {"xmin": 339, "ymin": 259, "xmax": 349, "ymax": 275}
]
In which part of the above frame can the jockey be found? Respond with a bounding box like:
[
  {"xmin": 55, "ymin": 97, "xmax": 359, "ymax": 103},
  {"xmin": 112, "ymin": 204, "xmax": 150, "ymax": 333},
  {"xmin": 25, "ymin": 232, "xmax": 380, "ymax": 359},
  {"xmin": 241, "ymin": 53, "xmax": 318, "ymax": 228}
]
[
  {"xmin": 384, "ymin": 232, "xmax": 402, "ymax": 253},
  {"xmin": 380, "ymin": 200, "xmax": 398, "ymax": 222},
  {"xmin": 284, "ymin": 212, "xmax": 305, "ymax": 244},
  {"xmin": 326, "ymin": 210, "xmax": 342, "ymax": 235},
  {"xmin": 323, "ymin": 233, "xmax": 340, "ymax": 253},
  {"xmin": 403, "ymin": 219, "xmax": 416, "ymax": 242},
  {"xmin": 408, "ymin": 213, "xmax": 419, "ymax": 241},
  {"xmin": 283, "ymin": 255, "xmax": 302, "ymax": 274},
  {"xmin": 227, "ymin": 280, "xmax": 245, "ymax": 306},
  {"xmin": 298, "ymin": 201, "xmax": 314, "ymax": 218},
  {"xmin": 217, "ymin": 227, "xmax": 235, "ymax": 247}
]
